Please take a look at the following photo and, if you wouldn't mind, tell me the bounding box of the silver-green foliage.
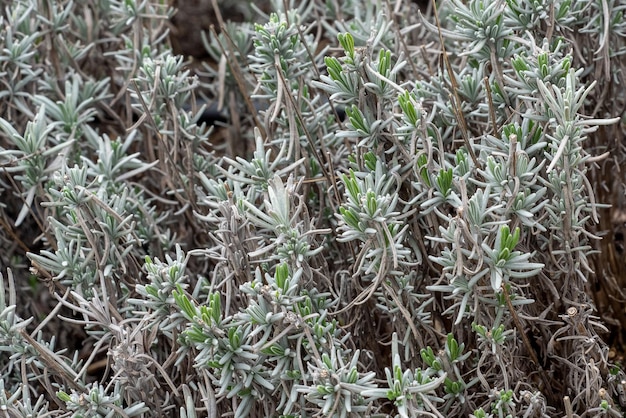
[1,0,625,417]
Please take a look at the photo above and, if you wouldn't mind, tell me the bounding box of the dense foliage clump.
[1,0,626,417]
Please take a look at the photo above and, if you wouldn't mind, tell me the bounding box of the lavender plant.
[1,0,626,417]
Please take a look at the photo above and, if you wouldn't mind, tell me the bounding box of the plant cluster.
[1,0,626,417]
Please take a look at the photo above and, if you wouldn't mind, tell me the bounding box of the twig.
[501,284,552,393]
[431,0,479,167]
